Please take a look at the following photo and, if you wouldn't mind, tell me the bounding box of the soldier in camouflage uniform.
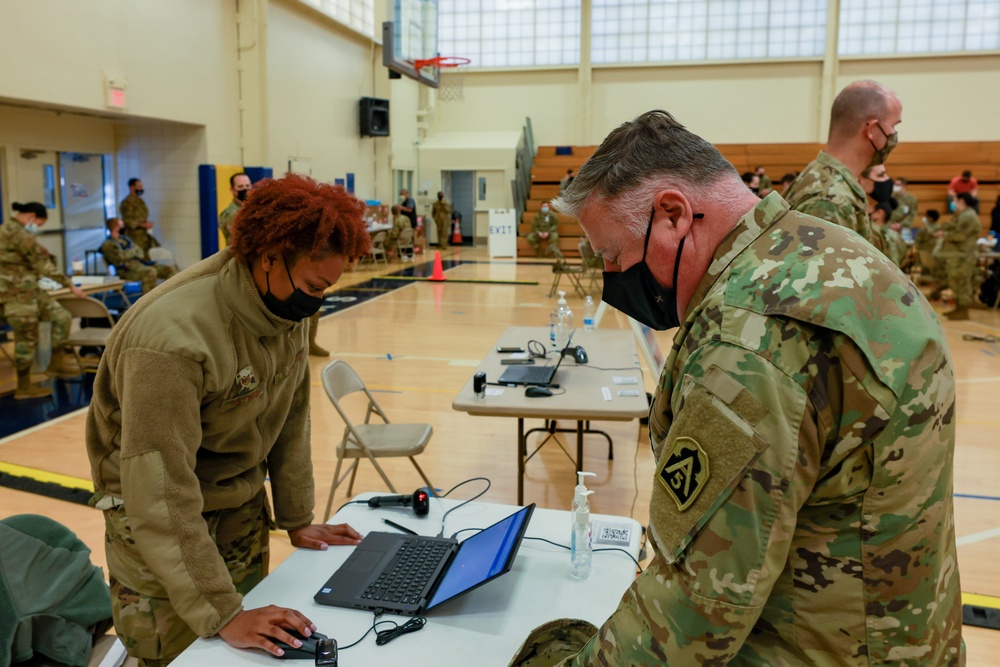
[385,204,412,255]
[101,218,177,294]
[0,202,88,399]
[936,192,982,320]
[891,176,919,228]
[527,202,564,259]
[511,110,964,666]
[120,178,161,260]
[88,175,368,665]
[784,81,902,246]
[432,192,452,251]
[916,209,942,282]
[219,173,252,245]
[870,200,907,268]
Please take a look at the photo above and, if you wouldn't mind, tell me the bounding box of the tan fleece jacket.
[86,248,315,638]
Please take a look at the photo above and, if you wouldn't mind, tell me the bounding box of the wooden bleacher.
[522,141,1000,258]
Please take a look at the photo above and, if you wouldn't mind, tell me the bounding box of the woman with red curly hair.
[87,174,371,665]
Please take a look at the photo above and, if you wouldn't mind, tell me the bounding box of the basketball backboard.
[383,0,440,88]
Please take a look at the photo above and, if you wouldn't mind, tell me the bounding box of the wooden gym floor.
[0,245,997,663]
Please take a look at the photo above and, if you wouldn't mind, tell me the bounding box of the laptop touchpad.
[348,551,382,574]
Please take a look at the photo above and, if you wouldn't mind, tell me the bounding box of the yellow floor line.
[0,461,94,491]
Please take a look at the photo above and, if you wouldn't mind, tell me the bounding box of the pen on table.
[383,518,418,535]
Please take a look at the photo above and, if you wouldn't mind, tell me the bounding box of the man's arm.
[563,343,820,665]
[18,230,72,288]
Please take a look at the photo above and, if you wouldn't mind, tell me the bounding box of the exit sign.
[105,77,127,110]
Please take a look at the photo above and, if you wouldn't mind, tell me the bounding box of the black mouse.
[573,346,588,364]
[270,629,327,660]
[525,386,553,397]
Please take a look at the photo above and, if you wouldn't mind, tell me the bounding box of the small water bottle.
[549,291,574,350]
[570,471,596,579]
[582,295,596,331]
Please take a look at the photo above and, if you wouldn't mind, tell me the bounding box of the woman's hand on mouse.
[218,605,316,657]
[289,523,363,550]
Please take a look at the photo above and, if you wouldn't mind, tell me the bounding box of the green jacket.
[783,151,872,244]
[890,190,919,227]
[219,200,241,243]
[0,217,72,302]
[531,211,559,235]
[120,193,149,231]
[87,249,314,638]
[100,235,148,273]
[941,207,981,256]
[0,514,112,667]
[563,193,963,665]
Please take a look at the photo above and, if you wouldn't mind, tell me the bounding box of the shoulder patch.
[657,436,710,511]
[234,365,259,395]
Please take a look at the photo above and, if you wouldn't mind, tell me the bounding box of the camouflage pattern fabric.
[517,193,964,665]
[386,214,412,252]
[102,490,270,666]
[0,217,73,370]
[891,190,919,227]
[783,151,873,244]
[432,199,453,250]
[120,193,160,259]
[938,207,982,307]
[884,226,908,269]
[509,619,598,667]
[916,220,942,276]
[528,211,564,259]
[218,200,241,244]
[101,236,176,294]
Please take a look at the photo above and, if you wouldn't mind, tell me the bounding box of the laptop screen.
[426,504,534,609]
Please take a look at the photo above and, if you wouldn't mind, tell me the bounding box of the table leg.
[518,417,525,505]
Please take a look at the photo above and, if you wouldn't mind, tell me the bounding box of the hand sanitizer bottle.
[570,471,596,579]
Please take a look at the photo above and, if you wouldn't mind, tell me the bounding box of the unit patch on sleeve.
[657,436,710,512]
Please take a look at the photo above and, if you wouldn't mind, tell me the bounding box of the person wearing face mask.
[755,165,773,197]
[890,176,919,228]
[916,209,942,281]
[100,217,178,294]
[511,110,963,666]
[120,178,162,260]
[784,80,902,246]
[86,174,370,665]
[859,163,894,258]
[933,192,983,320]
[219,172,253,245]
[527,201,564,260]
[0,202,88,399]
[740,171,761,196]
[431,191,453,251]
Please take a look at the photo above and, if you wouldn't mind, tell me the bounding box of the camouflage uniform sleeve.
[565,342,819,665]
[792,196,868,239]
[18,230,72,288]
[100,239,126,268]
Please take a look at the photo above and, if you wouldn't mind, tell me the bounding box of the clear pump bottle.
[571,471,596,579]
[549,291,574,350]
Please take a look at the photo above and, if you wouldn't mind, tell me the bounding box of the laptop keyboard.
[361,539,452,605]
[511,365,555,384]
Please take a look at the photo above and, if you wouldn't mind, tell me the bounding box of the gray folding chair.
[54,296,116,369]
[321,359,437,521]
[396,227,415,261]
[361,231,389,270]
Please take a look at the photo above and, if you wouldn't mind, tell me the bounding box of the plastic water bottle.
[582,295,596,331]
[549,291,574,350]
[570,471,596,579]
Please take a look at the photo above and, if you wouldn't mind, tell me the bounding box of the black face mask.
[601,209,701,331]
[236,189,249,202]
[135,189,145,197]
[871,179,894,206]
[262,260,324,322]
[750,187,760,196]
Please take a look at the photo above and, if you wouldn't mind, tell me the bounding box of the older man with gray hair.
[784,80,902,246]
[509,110,963,666]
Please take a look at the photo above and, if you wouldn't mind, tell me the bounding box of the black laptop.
[315,504,534,615]
[498,332,574,386]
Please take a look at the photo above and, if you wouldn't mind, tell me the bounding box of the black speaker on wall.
[360,97,390,137]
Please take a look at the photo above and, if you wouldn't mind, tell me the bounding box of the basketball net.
[415,57,470,103]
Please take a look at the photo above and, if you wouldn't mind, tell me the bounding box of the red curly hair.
[229,173,370,263]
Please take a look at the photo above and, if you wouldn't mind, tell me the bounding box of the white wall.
[266,0,380,194]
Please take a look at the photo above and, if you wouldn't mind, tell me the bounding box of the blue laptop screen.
[426,505,531,609]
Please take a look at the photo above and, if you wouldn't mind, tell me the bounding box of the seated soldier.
[100,217,177,294]
[385,205,412,256]
[527,201,564,259]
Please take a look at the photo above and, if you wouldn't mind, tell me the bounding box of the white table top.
[453,326,648,421]
[172,493,640,666]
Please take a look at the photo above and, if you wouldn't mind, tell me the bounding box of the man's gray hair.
[553,110,741,238]
[829,80,898,140]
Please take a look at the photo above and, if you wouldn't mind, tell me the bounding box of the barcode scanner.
[367,489,431,516]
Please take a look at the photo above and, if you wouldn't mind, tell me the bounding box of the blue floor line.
[954,493,1000,502]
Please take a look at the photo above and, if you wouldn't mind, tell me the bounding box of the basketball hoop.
[415,56,471,102]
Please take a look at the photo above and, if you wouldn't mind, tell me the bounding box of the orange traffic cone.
[451,219,463,246]
[430,251,446,281]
